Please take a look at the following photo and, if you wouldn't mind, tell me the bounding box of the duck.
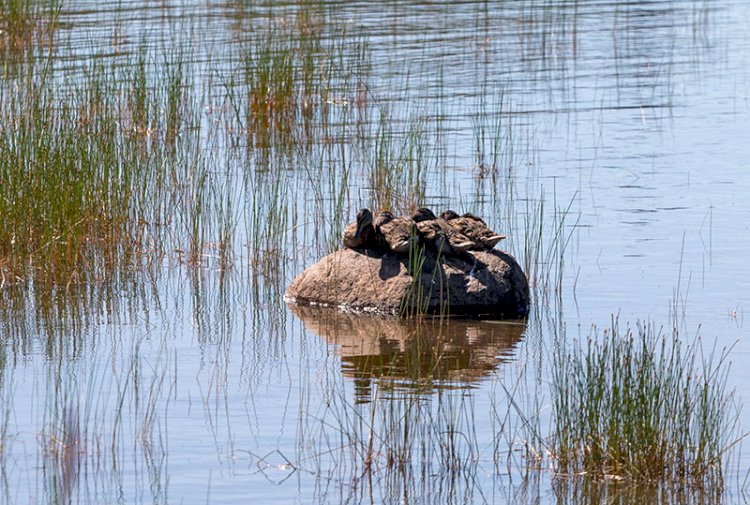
[373,210,419,254]
[411,207,473,255]
[439,210,506,250]
[342,208,376,250]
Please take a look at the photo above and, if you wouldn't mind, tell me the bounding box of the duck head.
[374,210,395,227]
[355,208,374,235]
[356,208,373,225]
[439,210,460,221]
[411,207,437,222]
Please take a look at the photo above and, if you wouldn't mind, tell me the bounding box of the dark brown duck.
[411,207,473,255]
[342,208,376,250]
[439,210,506,250]
[374,210,419,254]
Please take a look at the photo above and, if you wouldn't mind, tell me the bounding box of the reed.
[235,9,364,151]
[551,317,740,487]
[300,374,482,503]
[367,109,428,213]
[245,170,294,282]
[0,62,130,283]
[243,24,299,144]
[0,35,228,283]
[0,0,57,54]
[399,242,430,317]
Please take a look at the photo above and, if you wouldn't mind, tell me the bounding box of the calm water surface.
[1,0,750,503]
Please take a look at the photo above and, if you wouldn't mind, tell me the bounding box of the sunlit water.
[1,0,750,503]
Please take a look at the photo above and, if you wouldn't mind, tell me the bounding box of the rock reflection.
[290,304,526,403]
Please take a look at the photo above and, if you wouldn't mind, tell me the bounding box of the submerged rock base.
[285,248,529,318]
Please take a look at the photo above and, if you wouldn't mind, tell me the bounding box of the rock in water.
[285,247,529,317]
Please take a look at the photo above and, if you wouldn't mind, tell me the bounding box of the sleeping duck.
[411,207,473,255]
[439,210,506,250]
[374,210,419,254]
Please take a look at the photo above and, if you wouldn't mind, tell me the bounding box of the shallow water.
[1,0,750,503]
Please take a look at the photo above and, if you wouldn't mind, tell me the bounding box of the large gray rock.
[285,248,529,317]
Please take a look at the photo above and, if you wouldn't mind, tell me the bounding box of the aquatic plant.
[0,34,232,285]
[399,242,431,317]
[0,0,58,54]
[298,369,483,503]
[551,318,741,487]
[367,109,428,213]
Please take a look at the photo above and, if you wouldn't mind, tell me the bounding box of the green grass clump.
[0,44,211,285]
[551,318,739,487]
[237,10,355,150]
[0,0,57,55]
[367,110,427,213]
[0,73,131,283]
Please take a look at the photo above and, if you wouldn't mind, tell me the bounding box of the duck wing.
[416,220,473,255]
[342,220,376,250]
[450,216,505,250]
[378,217,418,254]
[342,221,360,249]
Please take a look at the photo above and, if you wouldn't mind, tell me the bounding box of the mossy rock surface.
[285,248,529,318]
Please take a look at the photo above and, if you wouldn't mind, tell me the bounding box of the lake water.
[1,0,750,503]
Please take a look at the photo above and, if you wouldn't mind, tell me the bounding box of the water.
[1,0,749,503]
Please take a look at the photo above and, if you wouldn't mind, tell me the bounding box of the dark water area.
[1,0,749,503]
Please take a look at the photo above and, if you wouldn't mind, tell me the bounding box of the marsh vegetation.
[0,0,748,503]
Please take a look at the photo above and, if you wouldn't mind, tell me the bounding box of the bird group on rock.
[342,207,505,255]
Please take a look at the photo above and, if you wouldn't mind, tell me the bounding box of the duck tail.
[484,234,506,248]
